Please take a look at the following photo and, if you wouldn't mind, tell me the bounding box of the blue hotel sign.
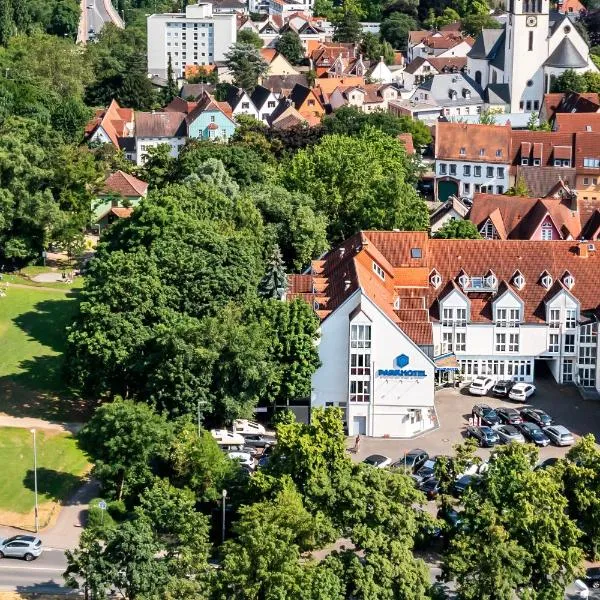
[377,354,427,378]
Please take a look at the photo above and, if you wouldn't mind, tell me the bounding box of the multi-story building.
[407,29,475,64]
[147,3,237,79]
[434,122,511,201]
[288,231,600,438]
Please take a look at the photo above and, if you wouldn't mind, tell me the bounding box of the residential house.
[407,29,474,63]
[269,102,309,128]
[93,170,148,234]
[409,73,487,120]
[287,83,325,124]
[429,196,471,232]
[134,111,188,165]
[211,0,247,12]
[288,230,600,437]
[225,86,260,119]
[180,83,217,100]
[85,100,134,148]
[388,98,443,122]
[402,56,467,89]
[557,0,586,15]
[260,48,300,76]
[540,91,600,122]
[250,84,279,122]
[398,133,415,155]
[261,74,309,94]
[435,121,511,201]
[327,83,398,113]
[366,57,394,84]
[187,91,237,140]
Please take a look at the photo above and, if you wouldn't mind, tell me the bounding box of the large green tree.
[282,127,429,242]
[380,13,418,51]
[224,42,269,91]
[433,220,482,239]
[275,30,304,65]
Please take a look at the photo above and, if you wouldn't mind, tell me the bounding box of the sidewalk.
[0,414,81,435]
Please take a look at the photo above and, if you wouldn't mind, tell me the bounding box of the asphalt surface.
[0,548,70,593]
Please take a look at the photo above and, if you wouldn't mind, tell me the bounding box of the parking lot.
[352,376,600,465]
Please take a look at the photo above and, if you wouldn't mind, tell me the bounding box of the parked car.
[453,475,479,496]
[412,459,437,485]
[469,377,494,396]
[241,445,259,457]
[0,536,42,561]
[240,434,277,449]
[492,380,514,397]
[585,567,600,589]
[496,407,523,425]
[495,424,525,444]
[233,419,266,435]
[419,477,440,500]
[391,449,429,473]
[535,457,561,471]
[508,383,536,402]
[472,404,501,426]
[520,408,552,427]
[228,451,254,470]
[466,425,500,447]
[362,454,392,468]
[544,425,575,446]
[516,422,550,447]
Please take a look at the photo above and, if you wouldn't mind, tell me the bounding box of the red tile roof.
[398,133,415,155]
[509,130,576,169]
[102,170,148,198]
[436,122,511,163]
[554,112,600,133]
[85,99,133,148]
[288,232,600,341]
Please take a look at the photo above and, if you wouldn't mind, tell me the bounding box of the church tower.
[503,0,550,112]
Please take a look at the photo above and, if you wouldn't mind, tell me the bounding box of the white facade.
[312,290,437,438]
[147,3,236,79]
[436,158,510,198]
[135,136,186,165]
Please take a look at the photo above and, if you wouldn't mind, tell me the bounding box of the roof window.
[458,273,469,288]
[459,147,466,155]
[512,270,525,290]
[479,148,485,156]
[540,271,553,289]
[430,269,442,289]
[563,271,575,289]
[372,261,385,280]
[411,248,422,259]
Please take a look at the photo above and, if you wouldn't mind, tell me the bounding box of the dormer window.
[563,271,575,289]
[496,149,502,157]
[393,296,400,309]
[486,272,497,288]
[372,262,385,280]
[459,147,466,156]
[479,148,485,156]
[430,269,442,289]
[541,271,553,289]
[458,273,469,288]
[512,270,525,290]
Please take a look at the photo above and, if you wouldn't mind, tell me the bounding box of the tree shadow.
[23,467,84,503]
[16,580,74,594]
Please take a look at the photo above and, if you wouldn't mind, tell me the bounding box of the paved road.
[78,0,123,44]
[0,549,70,593]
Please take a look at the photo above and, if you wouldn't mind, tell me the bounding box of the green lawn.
[0,427,89,518]
[0,285,88,421]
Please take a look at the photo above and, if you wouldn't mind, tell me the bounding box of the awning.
[434,352,459,372]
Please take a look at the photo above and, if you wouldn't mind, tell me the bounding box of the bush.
[87,498,116,531]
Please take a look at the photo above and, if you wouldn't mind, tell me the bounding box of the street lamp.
[30,429,39,533]
[221,489,227,543]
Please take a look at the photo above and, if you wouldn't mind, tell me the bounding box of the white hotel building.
[289,231,600,438]
[147,3,236,79]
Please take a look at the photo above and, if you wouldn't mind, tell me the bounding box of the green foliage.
[506,174,530,196]
[258,245,288,299]
[282,127,429,243]
[312,0,335,17]
[332,0,364,43]
[478,108,497,125]
[461,12,501,36]
[275,30,304,65]
[78,399,173,502]
[380,13,418,51]
[551,68,592,93]
[360,32,395,64]
[237,27,264,50]
[434,220,482,239]
[225,42,269,91]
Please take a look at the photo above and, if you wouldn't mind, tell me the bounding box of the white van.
[233,419,266,435]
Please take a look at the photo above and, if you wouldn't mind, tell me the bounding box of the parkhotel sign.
[377,354,427,378]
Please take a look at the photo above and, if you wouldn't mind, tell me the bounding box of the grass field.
[0,427,89,527]
[0,284,88,421]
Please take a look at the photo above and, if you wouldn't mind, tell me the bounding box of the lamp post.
[221,489,227,543]
[30,429,39,533]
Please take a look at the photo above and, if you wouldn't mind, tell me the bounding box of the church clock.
[526,15,538,27]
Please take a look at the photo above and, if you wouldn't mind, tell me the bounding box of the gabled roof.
[430,196,470,227]
[467,28,504,60]
[509,130,575,167]
[85,99,134,147]
[250,85,275,110]
[516,166,577,198]
[435,121,510,163]
[544,37,588,68]
[179,83,217,100]
[398,133,415,155]
[135,111,187,138]
[415,73,484,106]
[102,170,148,198]
[164,96,197,114]
[261,74,309,94]
[554,112,600,133]
[186,91,235,125]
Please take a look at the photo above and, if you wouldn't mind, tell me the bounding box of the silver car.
[0,535,42,561]
[494,424,525,444]
[544,425,575,446]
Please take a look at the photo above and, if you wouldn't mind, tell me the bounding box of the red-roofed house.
[557,0,586,15]
[407,29,474,63]
[259,48,300,76]
[288,231,600,436]
[85,100,134,148]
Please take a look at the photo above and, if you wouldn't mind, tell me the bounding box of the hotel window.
[455,332,466,352]
[549,333,560,353]
[562,359,574,382]
[486,166,494,178]
[497,167,504,178]
[541,222,553,240]
[442,332,453,352]
[584,177,590,185]
[463,165,471,176]
[349,380,370,402]
[566,308,577,328]
[564,334,575,353]
[372,261,385,280]
[474,166,482,177]
[496,149,502,157]
[495,333,506,352]
[350,324,371,349]
[350,352,371,375]
[449,164,457,176]
[549,308,560,328]
[509,333,519,352]
[463,182,471,194]
[439,163,447,175]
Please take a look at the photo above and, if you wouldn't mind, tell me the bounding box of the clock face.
[526,15,537,26]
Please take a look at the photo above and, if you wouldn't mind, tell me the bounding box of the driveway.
[353,377,599,465]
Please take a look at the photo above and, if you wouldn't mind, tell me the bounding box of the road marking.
[0,565,64,571]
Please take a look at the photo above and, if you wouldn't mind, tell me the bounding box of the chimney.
[577,242,589,258]
[344,279,351,291]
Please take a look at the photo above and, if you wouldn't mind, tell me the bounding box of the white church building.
[467,0,598,113]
